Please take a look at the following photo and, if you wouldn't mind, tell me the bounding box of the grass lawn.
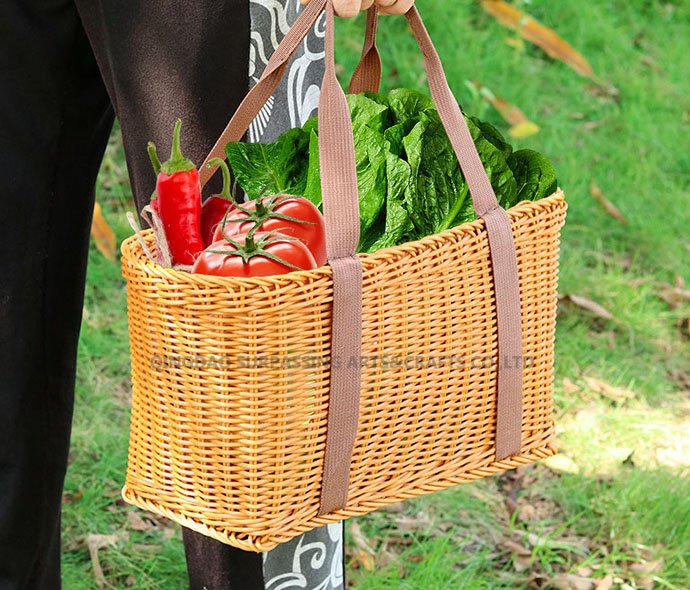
[64,0,690,588]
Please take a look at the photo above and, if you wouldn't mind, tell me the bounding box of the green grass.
[64,1,690,587]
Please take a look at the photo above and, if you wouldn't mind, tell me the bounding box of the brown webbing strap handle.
[352,6,524,459]
[316,1,363,515]
[348,6,382,94]
[405,7,523,460]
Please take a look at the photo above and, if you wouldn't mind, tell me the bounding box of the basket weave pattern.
[121,192,567,551]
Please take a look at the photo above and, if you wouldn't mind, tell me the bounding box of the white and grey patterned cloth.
[249,0,326,143]
[247,2,343,589]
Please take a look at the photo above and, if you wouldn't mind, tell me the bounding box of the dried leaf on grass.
[393,510,434,534]
[348,521,376,571]
[550,573,596,590]
[87,532,128,589]
[590,180,630,224]
[628,559,662,575]
[542,454,579,475]
[562,377,581,393]
[91,202,117,262]
[502,538,533,572]
[470,81,540,138]
[583,376,636,403]
[559,294,614,320]
[639,54,664,73]
[659,276,690,309]
[126,510,176,540]
[480,0,593,77]
[594,574,614,590]
[583,118,609,132]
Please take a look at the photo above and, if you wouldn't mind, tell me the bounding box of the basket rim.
[121,189,566,288]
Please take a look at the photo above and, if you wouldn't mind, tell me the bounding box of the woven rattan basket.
[121,190,566,551]
[121,0,568,551]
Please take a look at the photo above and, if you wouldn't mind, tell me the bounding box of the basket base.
[122,443,557,552]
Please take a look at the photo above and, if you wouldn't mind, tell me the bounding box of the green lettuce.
[224,88,558,254]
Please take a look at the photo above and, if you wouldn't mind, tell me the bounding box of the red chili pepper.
[148,120,204,266]
[201,158,237,247]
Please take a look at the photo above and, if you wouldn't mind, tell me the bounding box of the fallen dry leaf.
[590,180,630,224]
[583,376,636,403]
[480,0,593,77]
[470,81,540,138]
[509,121,541,139]
[583,118,609,132]
[542,454,579,475]
[659,276,690,309]
[629,560,662,576]
[594,574,614,590]
[394,510,434,534]
[562,377,581,393]
[350,550,376,571]
[349,521,376,571]
[502,538,532,557]
[550,573,596,590]
[87,532,128,589]
[680,317,690,341]
[586,81,621,102]
[559,293,614,320]
[91,202,117,262]
[639,54,664,73]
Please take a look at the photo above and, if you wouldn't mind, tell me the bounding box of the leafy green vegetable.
[224,127,310,199]
[466,117,518,210]
[508,149,558,203]
[387,88,437,125]
[363,152,416,252]
[224,88,558,255]
[346,94,390,133]
[403,118,467,237]
[470,116,513,161]
[303,121,388,239]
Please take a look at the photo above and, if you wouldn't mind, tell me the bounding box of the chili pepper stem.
[207,158,235,201]
[170,119,183,161]
[160,119,196,174]
[148,142,162,175]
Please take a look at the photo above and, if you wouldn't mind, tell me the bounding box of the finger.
[375,0,398,7]
[361,0,376,9]
[333,0,362,18]
[379,0,415,15]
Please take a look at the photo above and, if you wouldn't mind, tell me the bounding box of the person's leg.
[74,0,253,207]
[72,2,272,588]
[0,0,114,587]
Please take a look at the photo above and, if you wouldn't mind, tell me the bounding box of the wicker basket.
[121,0,567,552]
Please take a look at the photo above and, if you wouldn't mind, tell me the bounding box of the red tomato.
[201,196,235,247]
[213,195,327,266]
[192,232,317,278]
